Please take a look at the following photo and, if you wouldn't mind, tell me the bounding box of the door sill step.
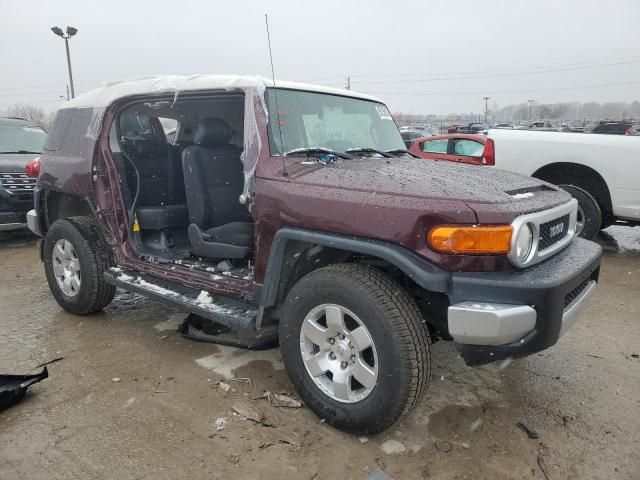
[105,267,257,330]
[179,314,278,350]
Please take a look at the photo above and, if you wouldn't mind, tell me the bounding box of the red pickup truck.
[27,76,600,434]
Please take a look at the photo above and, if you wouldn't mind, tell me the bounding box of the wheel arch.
[531,162,613,220]
[43,190,93,230]
[257,228,449,327]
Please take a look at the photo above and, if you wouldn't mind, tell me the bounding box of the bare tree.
[3,104,50,129]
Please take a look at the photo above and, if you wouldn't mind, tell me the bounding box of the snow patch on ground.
[195,346,283,378]
[381,439,406,454]
[154,313,188,331]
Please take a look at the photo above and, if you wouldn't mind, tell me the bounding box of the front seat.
[182,117,253,259]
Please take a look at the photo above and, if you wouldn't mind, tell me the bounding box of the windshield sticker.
[375,105,392,120]
[22,127,43,133]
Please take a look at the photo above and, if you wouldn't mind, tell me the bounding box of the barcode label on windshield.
[375,105,392,120]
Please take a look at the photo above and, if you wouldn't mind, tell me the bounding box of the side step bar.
[104,267,257,330]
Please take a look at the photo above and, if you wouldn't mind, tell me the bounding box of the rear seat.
[118,124,189,231]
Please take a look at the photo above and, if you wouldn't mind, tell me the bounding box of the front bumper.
[447,237,601,365]
[0,212,28,231]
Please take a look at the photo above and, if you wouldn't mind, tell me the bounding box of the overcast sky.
[2,0,639,115]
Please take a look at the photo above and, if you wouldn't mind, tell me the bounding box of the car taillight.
[482,138,495,165]
[625,127,634,136]
[25,157,41,178]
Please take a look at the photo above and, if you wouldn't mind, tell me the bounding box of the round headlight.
[515,224,534,262]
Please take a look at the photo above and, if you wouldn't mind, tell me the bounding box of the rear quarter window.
[43,109,73,151]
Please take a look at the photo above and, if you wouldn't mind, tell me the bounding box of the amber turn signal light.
[427,225,513,254]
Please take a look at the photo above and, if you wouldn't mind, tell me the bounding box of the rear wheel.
[279,263,431,434]
[43,217,116,315]
[559,184,602,240]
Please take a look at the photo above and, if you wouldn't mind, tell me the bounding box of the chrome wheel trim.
[576,204,585,236]
[52,239,81,297]
[299,303,378,403]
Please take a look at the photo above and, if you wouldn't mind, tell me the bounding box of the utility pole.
[483,96,490,123]
[51,26,78,98]
[346,76,351,90]
[528,99,535,123]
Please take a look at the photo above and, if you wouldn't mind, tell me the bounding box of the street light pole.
[51,26,78,99]
[63,37,75,98]
[528,99,535,123]
[483,96,490,123]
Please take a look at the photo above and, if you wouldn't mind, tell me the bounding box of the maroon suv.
[28,75,601,434]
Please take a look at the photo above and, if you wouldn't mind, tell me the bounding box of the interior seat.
[182,117,253,259]
[118,113,190,235]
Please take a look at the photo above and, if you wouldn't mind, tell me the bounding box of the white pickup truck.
[487,129,640,239]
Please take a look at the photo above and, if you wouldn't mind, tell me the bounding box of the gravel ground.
[0,228,639,480]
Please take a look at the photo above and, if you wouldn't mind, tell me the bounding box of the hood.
[0,153,38,173]
[288,156,571,216]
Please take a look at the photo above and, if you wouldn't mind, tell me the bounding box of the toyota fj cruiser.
[28,75,601,434]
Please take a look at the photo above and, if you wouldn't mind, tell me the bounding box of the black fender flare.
[257,228,450,324]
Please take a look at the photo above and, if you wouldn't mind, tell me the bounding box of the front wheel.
[279,264,431,434]
[43,217,116,315]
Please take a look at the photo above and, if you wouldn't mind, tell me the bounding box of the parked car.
[485,129,640,239]
[528,121,559,131]
[493,123,515,129]
[28,75,601,434]
[0,116,45,236]
[400,129,424,148]
[408,134,491,166]
[590,121,635,135]
[458,122,490,134]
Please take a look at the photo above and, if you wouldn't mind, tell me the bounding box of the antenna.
[265,14,288,177]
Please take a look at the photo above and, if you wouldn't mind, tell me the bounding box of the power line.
[362,79,640,97]
[349,56,640,80]
[351,59,640,85]
[0,84,99,93]
[296,56,640,85]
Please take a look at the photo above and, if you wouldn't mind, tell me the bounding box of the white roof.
[64,74,382,109]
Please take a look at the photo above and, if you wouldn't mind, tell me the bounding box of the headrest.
[194,118,233,147]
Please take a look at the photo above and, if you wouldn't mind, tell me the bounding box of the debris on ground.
[434,440,452,453]
[227,453,240,464]
[232,401,264,423]
[359,437,369,444]
[34,357,64,369]
[111,377,121,383]
[516,421,539,439]
[0,367,48,411]
[381,439,406,454]
[537,453,552,480]
[261,391,302,408]
[470,417,483,431]
[214,417,228,431]
[367,468,395,479]
[219,381,231,393]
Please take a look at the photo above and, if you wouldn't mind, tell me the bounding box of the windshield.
[265,88,405,155]
[0,122,47,153]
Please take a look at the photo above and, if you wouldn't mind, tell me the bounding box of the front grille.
[539,214,570,251]
[564,278,591,309]
[0,173,36,201]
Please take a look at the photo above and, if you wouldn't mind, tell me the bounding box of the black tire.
[559,184,602,240]
[43,217,116,315]
[279,263,431,434]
